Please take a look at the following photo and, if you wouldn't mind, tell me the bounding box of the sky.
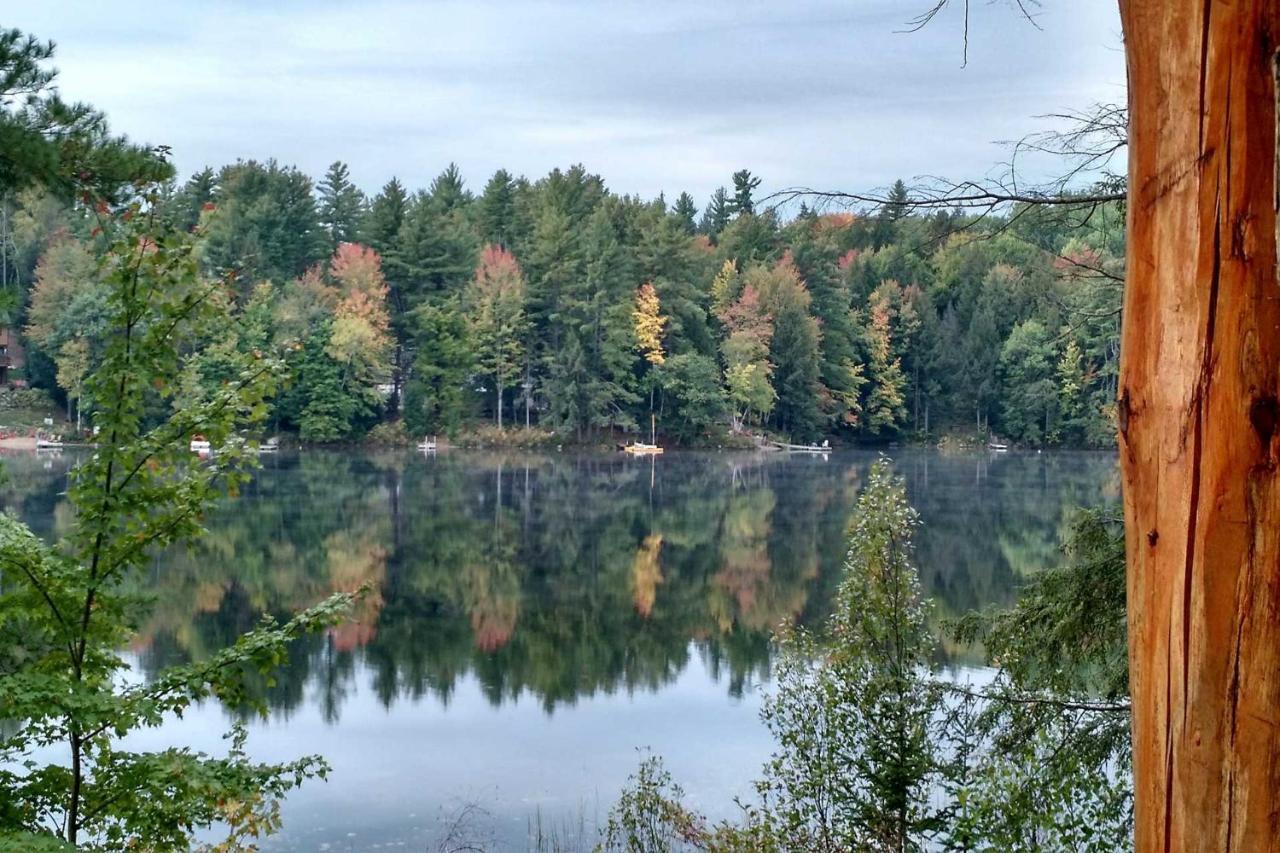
[17,0,1126,205]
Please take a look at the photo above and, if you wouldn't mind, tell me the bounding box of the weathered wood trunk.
[1119,1,1280,848]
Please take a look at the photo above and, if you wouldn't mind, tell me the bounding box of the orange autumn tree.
[326,242,393,404]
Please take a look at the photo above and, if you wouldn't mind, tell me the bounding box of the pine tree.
[360,177,409,257]
[429,162,471,212]
[700,187,732,238]
[0,28,173,201]
[317,161,364,254]
[730,169,762,217]
[478,169,517,248]
[394,191,477,307]
[404,300,472,435]
[671,191,698,235]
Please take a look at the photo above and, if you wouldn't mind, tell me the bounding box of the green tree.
[671,191,698,235]
[700,187,732,238]
[403,300,472,435]
[0,28,172,202]
[0,202,352,850]
[758,460,942,851]
[359,177,409,258]
[657,352,726,441]
[202,159,325,289]
[477,169,517,248]
[999,318,1058,444]
[730,169,762,217]
[428,162,471,213]
[317,160,364,254]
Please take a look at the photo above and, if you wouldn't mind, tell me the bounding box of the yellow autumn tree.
[633,282,666,366]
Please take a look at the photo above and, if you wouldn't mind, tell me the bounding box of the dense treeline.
[5,158,1123,446]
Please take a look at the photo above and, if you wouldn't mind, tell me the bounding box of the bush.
[364,420,413,447]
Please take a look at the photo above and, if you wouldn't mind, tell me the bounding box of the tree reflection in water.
[0,448,1117,721]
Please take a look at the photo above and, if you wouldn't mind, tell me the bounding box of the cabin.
[0,327,25,385]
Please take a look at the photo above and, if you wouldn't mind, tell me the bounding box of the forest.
[7,156,1123,447]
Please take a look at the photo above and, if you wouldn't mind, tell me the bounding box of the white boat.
[35,437,63,450]
[772,439,831,453]
[258,437,280,453]
[988,442,1009,452]
[623,415,664,455]
[623,442,664,456]
[190,435,212,454]
[417,436,438,452]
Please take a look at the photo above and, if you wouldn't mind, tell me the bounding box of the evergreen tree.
[478,168,517,248]
[404,300,473,435]
[360,177,409,257]
[873,178,911,247]
[0,28,172,201]
[730,169,762,217]
[202,159,326,289]
[317,160,364,253]
[393,190,477,307]
[700,187,732,238]
[671,191,698,235]
[167,167,217,231]
[429,162,471,213]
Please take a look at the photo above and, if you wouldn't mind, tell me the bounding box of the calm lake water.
[2,448,1118,850]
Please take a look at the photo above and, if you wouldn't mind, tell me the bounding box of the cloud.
[16,0,1125,205]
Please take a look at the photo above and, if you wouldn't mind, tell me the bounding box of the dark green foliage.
[671,191,698,235]
[730,169,762,217]
[359,177,409,258]
[657,353,727,441]
[700,187,732,238]
[478,168,517,248]
[393,190,477,307]
[0,29,172,202]
[403,300,473,435]
[277,322,381,442]
[317,160,364,253]
[201,159,326,289]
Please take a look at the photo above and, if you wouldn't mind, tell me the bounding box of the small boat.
[35,438,63,451]
[623,442,664,456]
[258,437,280,453]
[987,442,1009,452]
[417,436,438,452]
[772,439,831,453]
[623,415,664,455]
[190,434,212,454]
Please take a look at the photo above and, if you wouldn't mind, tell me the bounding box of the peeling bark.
[1119,1,1280,849]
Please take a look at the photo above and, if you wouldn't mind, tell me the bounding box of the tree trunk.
[1120,3,1280,849]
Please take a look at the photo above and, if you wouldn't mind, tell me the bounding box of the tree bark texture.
[1119,1,1280,849]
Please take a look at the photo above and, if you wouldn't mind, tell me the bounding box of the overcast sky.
[18,1,1125,205]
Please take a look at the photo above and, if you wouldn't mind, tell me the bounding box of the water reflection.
[1,449,1118,722]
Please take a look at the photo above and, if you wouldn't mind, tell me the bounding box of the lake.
[1,448,1119,850]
